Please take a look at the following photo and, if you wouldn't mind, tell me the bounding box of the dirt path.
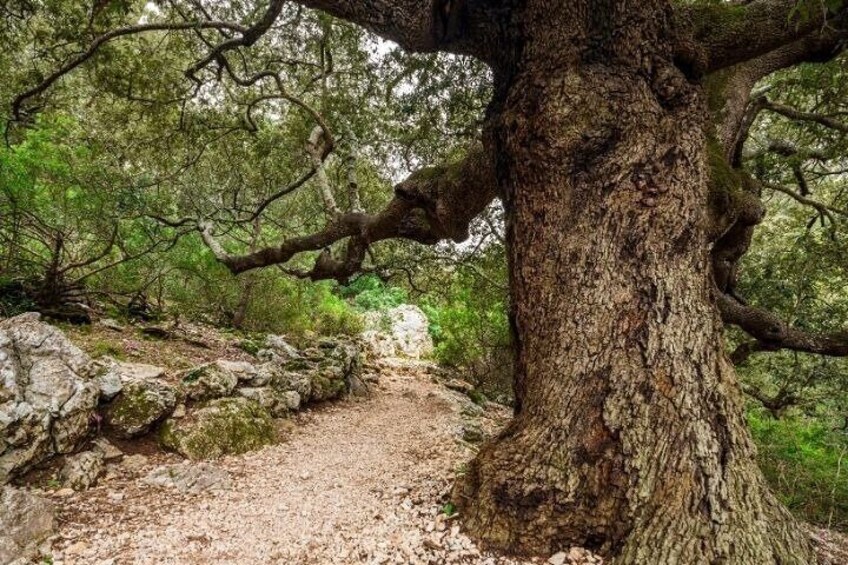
[46,360,566,565]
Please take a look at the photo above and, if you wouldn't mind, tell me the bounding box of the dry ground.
[42,359,591,565]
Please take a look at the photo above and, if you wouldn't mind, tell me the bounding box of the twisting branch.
[10,20,248,120]
[684,0,848,73]
[184,0,285,80]
[764,182,848,222]
[199,145,498,282]
[717,291,848,358]
[744,139,830,162]
[762,100,848,133]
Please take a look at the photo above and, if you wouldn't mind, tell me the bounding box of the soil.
[41,359,603,564]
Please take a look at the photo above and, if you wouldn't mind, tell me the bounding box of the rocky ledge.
[0,312,371,563]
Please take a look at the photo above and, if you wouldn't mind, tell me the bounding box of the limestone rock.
[460,422,485,444]
[280,390,301,411]
[94,370,123,402]
[0,313,99,483]
[270,370,312,400]
[179,362,238,401]
[99,359,166,383]
[548,552,567,565]
[61,450,104,490]
[237,387,298,417]
[215,360,257,383]
[260,335,300,362]
[444,378,475,395]
[143,462,231,494]
[159,397,276,460]
[361,305,434,359]
[297,339,364,402]
[244,362,280,387]
[91,438,122,461]
[121,453,149,474]
[98,318,124,332]
[105,379,176,438]
[0,486,55,564]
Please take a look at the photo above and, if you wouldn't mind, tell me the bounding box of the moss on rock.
[179,362,238,401]
[159,397,276,460]
[105,380,177,438]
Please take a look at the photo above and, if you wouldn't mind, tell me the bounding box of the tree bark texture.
[454,2,814,563]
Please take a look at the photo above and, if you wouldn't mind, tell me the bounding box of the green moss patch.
[159,397,276,460]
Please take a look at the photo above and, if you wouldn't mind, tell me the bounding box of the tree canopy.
[1,0,847,562]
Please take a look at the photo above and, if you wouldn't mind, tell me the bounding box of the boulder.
[214,360,257,383]
[61,450,104,490]
[94,370,123,402]
[98,318,125,332]
[244,362,280,387]
[142,462,231,494]
[91,438,122,461]
[179,361,238,401]
[121,453,149,474]
[98,359,166,383]
[270,370,312,400]
[237,387,299,417]
[361,305,434,359]
[159,397,276,460]
[260,335,300,362]
[0,486,55,564]
[279,390,301,411]
[0,313,99,483]
[296,339,364,402]
[105,379,176,438]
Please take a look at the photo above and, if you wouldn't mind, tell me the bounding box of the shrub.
[748,408,848,531]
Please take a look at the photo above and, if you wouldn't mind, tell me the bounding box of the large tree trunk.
[455,3,813,563]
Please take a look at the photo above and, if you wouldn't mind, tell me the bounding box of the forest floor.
[42,357,595,565]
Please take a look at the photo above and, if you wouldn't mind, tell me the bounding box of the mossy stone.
[106,380,176,438]
[159,397,276,460]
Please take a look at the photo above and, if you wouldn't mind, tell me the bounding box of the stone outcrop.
[259,334,300,362]
[159,397,276,460]
[179,361,239,401]
[105,379,177,438]
[61,450,105,490]
[0,486,55,564]
[2,315,367,474]
[0,313,99,483]
[361,305,433,360]
[237,387,300,417]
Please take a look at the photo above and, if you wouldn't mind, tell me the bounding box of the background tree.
[3,0,848,563]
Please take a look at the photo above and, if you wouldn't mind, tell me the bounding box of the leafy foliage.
[750,408,848,530]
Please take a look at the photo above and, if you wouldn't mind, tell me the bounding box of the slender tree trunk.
[455,3,813,563]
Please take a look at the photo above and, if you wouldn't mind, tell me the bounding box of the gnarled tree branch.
[10,20,248,120]
[288,0,510,63]
[717,291,848,358]
[200,145,497,282]
[684,0,848,73]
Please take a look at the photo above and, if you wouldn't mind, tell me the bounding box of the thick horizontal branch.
[289,0,507,62]
[202,146,497,281]
[185,0,285,80]
[289,0,439,52]
[717,291,848,358]
[684,0,848,73]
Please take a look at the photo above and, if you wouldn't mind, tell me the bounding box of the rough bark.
[453,2,815,563]
[17,0,839,561]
